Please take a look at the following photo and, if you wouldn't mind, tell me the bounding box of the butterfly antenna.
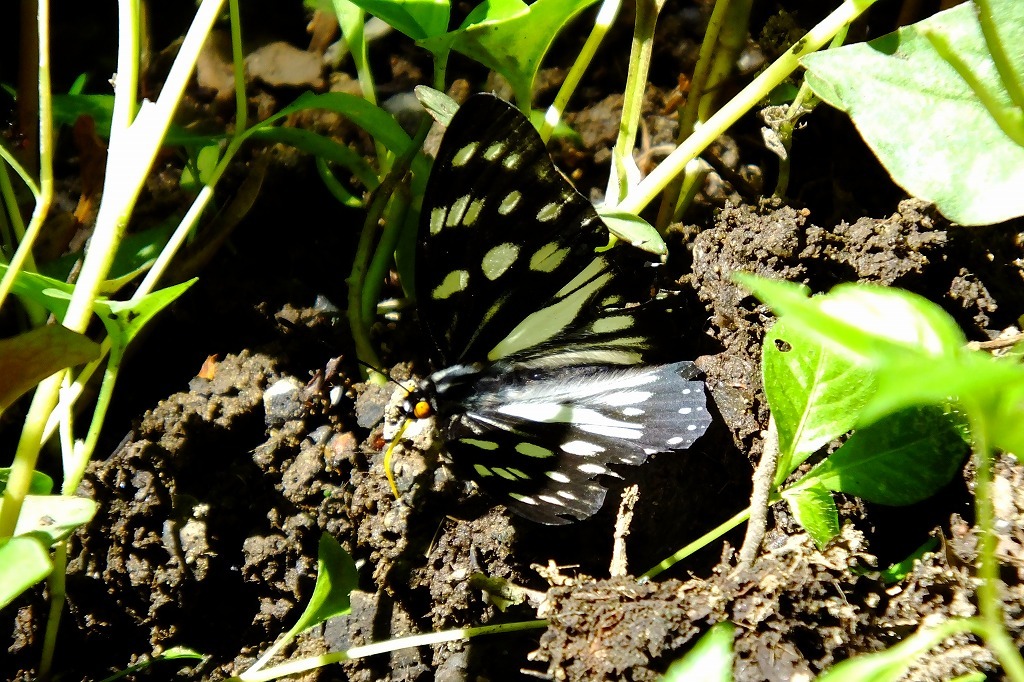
[356,359,414,396]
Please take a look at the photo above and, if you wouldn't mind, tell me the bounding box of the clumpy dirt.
[4,3,1024,681]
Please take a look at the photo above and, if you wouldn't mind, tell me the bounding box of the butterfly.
[400,93,712,525]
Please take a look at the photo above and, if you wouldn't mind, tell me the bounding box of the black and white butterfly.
[401,93,711,525]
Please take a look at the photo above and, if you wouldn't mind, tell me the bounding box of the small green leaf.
[802,0,1024,225]
[287,534,358,636]
[781,483,840,548]
[796,407,968,506]
[421,0,601,102]
[879,538,939,584]
[415,86,459,126]
[0,536,52,610]
[763,319,875,478]
[662,622,734,682]
[598,211,667,256]
[0,326,101,411]
[180,143,222,190]
[96,280,197,352]
[339,0,449,40]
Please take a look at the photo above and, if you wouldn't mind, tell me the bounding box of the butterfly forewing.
[417,94,653,367]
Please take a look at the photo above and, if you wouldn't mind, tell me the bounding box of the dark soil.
[4,3,1024,681]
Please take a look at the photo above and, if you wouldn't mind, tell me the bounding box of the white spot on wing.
[483,142,506,160]
[463,198,485,226]
[546,470,571,483]
[537,202,562,222]
[667,436,685,446]
[509,493,538,505]
[432,270,469,299]
[561,440,605,456]
[516,442,554,458]
[452,142,478,166]
[602,391,653,406]
[498,190,522,215]
[481,242,520,281]
[446,195,471,227]
[429,207,446,235]
[578,463,608,475]
[538,494,565,506]
[502,152,522,170]
[623,407,644,416]
[529,242,571,272]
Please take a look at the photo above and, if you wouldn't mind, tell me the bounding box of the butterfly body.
[407,94,711,524]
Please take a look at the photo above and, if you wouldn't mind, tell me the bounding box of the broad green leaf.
[0,469,54,495]
[864,350,1024,428]
[2,494,98,544]
[598,211,667,256]
[286,534,358,637]
[338,0,449,40]
[763,319,875,478]
[781,483,840,548]
[0,326,101,411]
[662,622,734,682]
[180,143,222,190]
[421,0,601,102]
[0,536,52,610]
[795,407,967,506]
[802,0,1024,225]
[817,623,969,682]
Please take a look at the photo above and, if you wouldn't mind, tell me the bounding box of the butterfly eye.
[413,400,433,419]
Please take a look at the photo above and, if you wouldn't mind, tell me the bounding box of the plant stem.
[969,401,1024,681]
[539,0,621,143]
[233,620,548,682]
[618,0,880,216]
[608,0,664,206]
[639,506,750,581]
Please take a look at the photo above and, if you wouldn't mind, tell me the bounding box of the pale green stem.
[539,0,621,143]
[233,620,548,682]
[639,506,750,581]
[608,0,663,206]
[0,0,56,538]
[0,0,225,538]
[618,0,879,216]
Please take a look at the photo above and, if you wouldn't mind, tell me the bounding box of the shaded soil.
[4,3,1024,681]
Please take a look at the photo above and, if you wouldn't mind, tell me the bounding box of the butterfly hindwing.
[437,362,711,524]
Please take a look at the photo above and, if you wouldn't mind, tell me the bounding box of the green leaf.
[0,469,54,495]
[286,534,358,636]
[0,326,101,411]
[817,622,969,682]
[95,280,197,355]
[598,210,667,256]
[420,0,601,102]
[801,0,1024,225]
[662,622,734,682]
[878,538,939,584]
[763,319,875,478]
[0,536,52,610]
[781,483,840,548]
[795,407,968,506]
[1,494,98,544]
[339,0,449,40]
[415,86,460,126]
[736,275,967,363]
